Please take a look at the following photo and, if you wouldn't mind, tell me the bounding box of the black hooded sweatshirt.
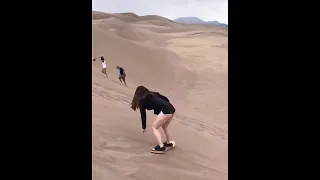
[139,92,175,129]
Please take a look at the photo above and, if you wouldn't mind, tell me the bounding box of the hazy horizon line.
[92,10,228,24]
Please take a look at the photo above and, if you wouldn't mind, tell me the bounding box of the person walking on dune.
[131,86,176,153]
[117,66,126,86]
[93,56,108,78]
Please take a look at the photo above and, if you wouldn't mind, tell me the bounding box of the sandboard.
[150,141,176,154]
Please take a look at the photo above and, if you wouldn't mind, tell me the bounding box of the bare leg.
[118,76,123,83]
[162,115,173,142]
[102,68,108,78]
[119,75,126,86]
[152,127,163,147]
[152,114,171,147]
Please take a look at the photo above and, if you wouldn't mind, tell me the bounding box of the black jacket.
[139,92,175,129]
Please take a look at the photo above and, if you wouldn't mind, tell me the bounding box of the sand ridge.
[92,11,228,180]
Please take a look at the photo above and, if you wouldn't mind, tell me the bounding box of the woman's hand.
[142,129,146,134]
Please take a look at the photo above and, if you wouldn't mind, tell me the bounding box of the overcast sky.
[92,0,228,24]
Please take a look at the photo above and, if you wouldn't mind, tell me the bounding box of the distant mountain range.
[174,17,228,29]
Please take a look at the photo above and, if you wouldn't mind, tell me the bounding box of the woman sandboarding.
[131,86,176,153]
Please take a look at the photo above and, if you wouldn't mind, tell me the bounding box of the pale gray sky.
[92,0,228,24]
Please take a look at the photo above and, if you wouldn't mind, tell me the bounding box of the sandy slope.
[92,11,228,180]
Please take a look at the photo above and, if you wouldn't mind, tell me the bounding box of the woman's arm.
[140,108,147,129]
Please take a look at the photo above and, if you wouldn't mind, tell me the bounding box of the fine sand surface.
[92,11,228,180]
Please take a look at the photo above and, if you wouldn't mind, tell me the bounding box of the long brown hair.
[131,86,150,110]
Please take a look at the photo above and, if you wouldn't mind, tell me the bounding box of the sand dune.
[92,11,228,180]
[140,15,174,22]
[92,11,113,20]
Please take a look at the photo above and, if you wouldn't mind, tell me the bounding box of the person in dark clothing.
[131,86,176,153]
[116,66,126,86]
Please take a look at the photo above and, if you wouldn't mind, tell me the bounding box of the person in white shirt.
[94,56,108,78]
